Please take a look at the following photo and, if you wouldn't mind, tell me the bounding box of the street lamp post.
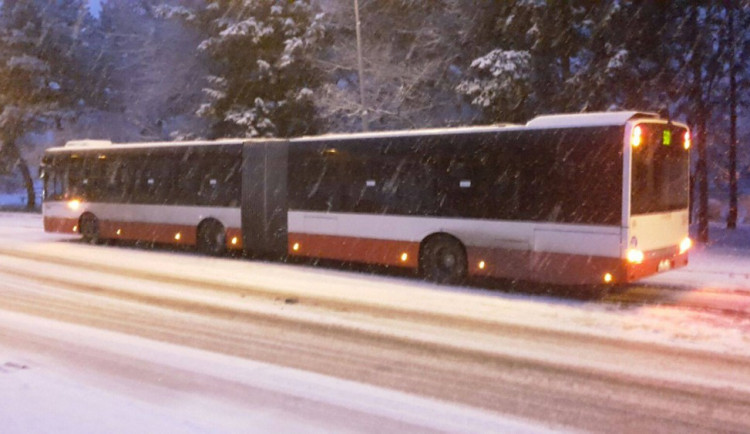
[353,0,368,131]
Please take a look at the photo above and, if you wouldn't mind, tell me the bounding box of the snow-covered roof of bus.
[525,111,659,128]
[291,125,520,143]
[48,138,250,152]
[49,111,663,152]
[292,111,660,142]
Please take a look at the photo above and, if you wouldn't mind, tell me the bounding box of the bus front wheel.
[79,213,100,244]
[419,235,467,285]
[197,220,226,256]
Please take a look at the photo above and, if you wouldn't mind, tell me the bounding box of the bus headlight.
[679,237,692,255]
[67,199,81,210]
[627,249,644,264]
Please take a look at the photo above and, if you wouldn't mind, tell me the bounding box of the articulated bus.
[41,111,691,285]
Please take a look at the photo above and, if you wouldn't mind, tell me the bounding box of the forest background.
[1,0,748,242]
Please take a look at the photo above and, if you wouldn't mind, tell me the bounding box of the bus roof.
[525,111,659,128]
[47,111,668,153]
[291,125,517,143]
[290,111,659,143]
[48,138,248,153]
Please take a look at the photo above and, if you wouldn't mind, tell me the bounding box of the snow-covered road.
[2,212,750,432]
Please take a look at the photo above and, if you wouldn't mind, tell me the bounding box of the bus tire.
[197,219,226,256]
[79,213,100,244]
[419,235,467,285]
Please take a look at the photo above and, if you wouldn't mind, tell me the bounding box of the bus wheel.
[420,235,467,284]
[79,213,100,244]
[197,220,226,256]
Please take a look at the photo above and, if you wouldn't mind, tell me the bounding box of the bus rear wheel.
[79,213,100,244]
[420,235,467,284]
[197,220,226,256]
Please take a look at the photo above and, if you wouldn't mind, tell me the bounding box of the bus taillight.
[684,131,691,150]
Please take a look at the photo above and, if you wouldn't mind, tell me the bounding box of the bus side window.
[294,149,344,212]
[104,157,119,201]
[132,156,159,203]
[153,155,176,204]
[67,157,86,198]
[436,155,472,217]
[195,153,239,207]
[119,158,137,203]
[48,162,66,200]
[177,150,200,205]
[344,158,377,214]
[84,155,102,202]
[198,153,221,206]
[384,158,435,216]
[102,155,133,203]
[490,165,521,220]
[208,156,241,207]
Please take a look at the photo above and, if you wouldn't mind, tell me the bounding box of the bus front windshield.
[630,124,689,215]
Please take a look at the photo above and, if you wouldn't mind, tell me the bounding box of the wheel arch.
[418,232,468,272]
[77,211,96,226]
[78,211,100,243]
[197,216,226,235]
[196,216,228,255]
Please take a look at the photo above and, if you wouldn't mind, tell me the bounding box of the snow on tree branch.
[457,49,532,110]
[165,0,325,138]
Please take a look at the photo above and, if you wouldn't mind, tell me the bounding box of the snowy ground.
[642,222,750,290]
[2,310,549,434]
[1,212,750,432]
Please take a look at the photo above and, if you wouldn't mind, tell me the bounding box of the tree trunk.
[3,140,37,211]
[726,1,738,229]
[688,4,710,243]
[696,111,709,243]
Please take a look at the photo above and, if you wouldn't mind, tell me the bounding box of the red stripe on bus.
[45,216,242,250]
[467,246,687,284]
[44,217,79,234]
[288,233,420,268]
[99,220,197,245]
[625,251,688,282]
[467,246,626,284]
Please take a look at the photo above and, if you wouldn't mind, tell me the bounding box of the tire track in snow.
[3,248,750,431]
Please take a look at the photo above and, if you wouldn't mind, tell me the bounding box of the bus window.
[67,157,85,198]
[47,164,67,201]
[197,153,241,207]
[102,155,135,203]
[631,125,689,215]
[132,156,162,203]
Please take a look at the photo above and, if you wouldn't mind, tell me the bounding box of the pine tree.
[98,0,207,140]
[456,1,596,123]
[0,0,94,210]
[159,0,325,138]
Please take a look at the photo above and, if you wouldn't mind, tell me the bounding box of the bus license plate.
[658,259,672,272]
